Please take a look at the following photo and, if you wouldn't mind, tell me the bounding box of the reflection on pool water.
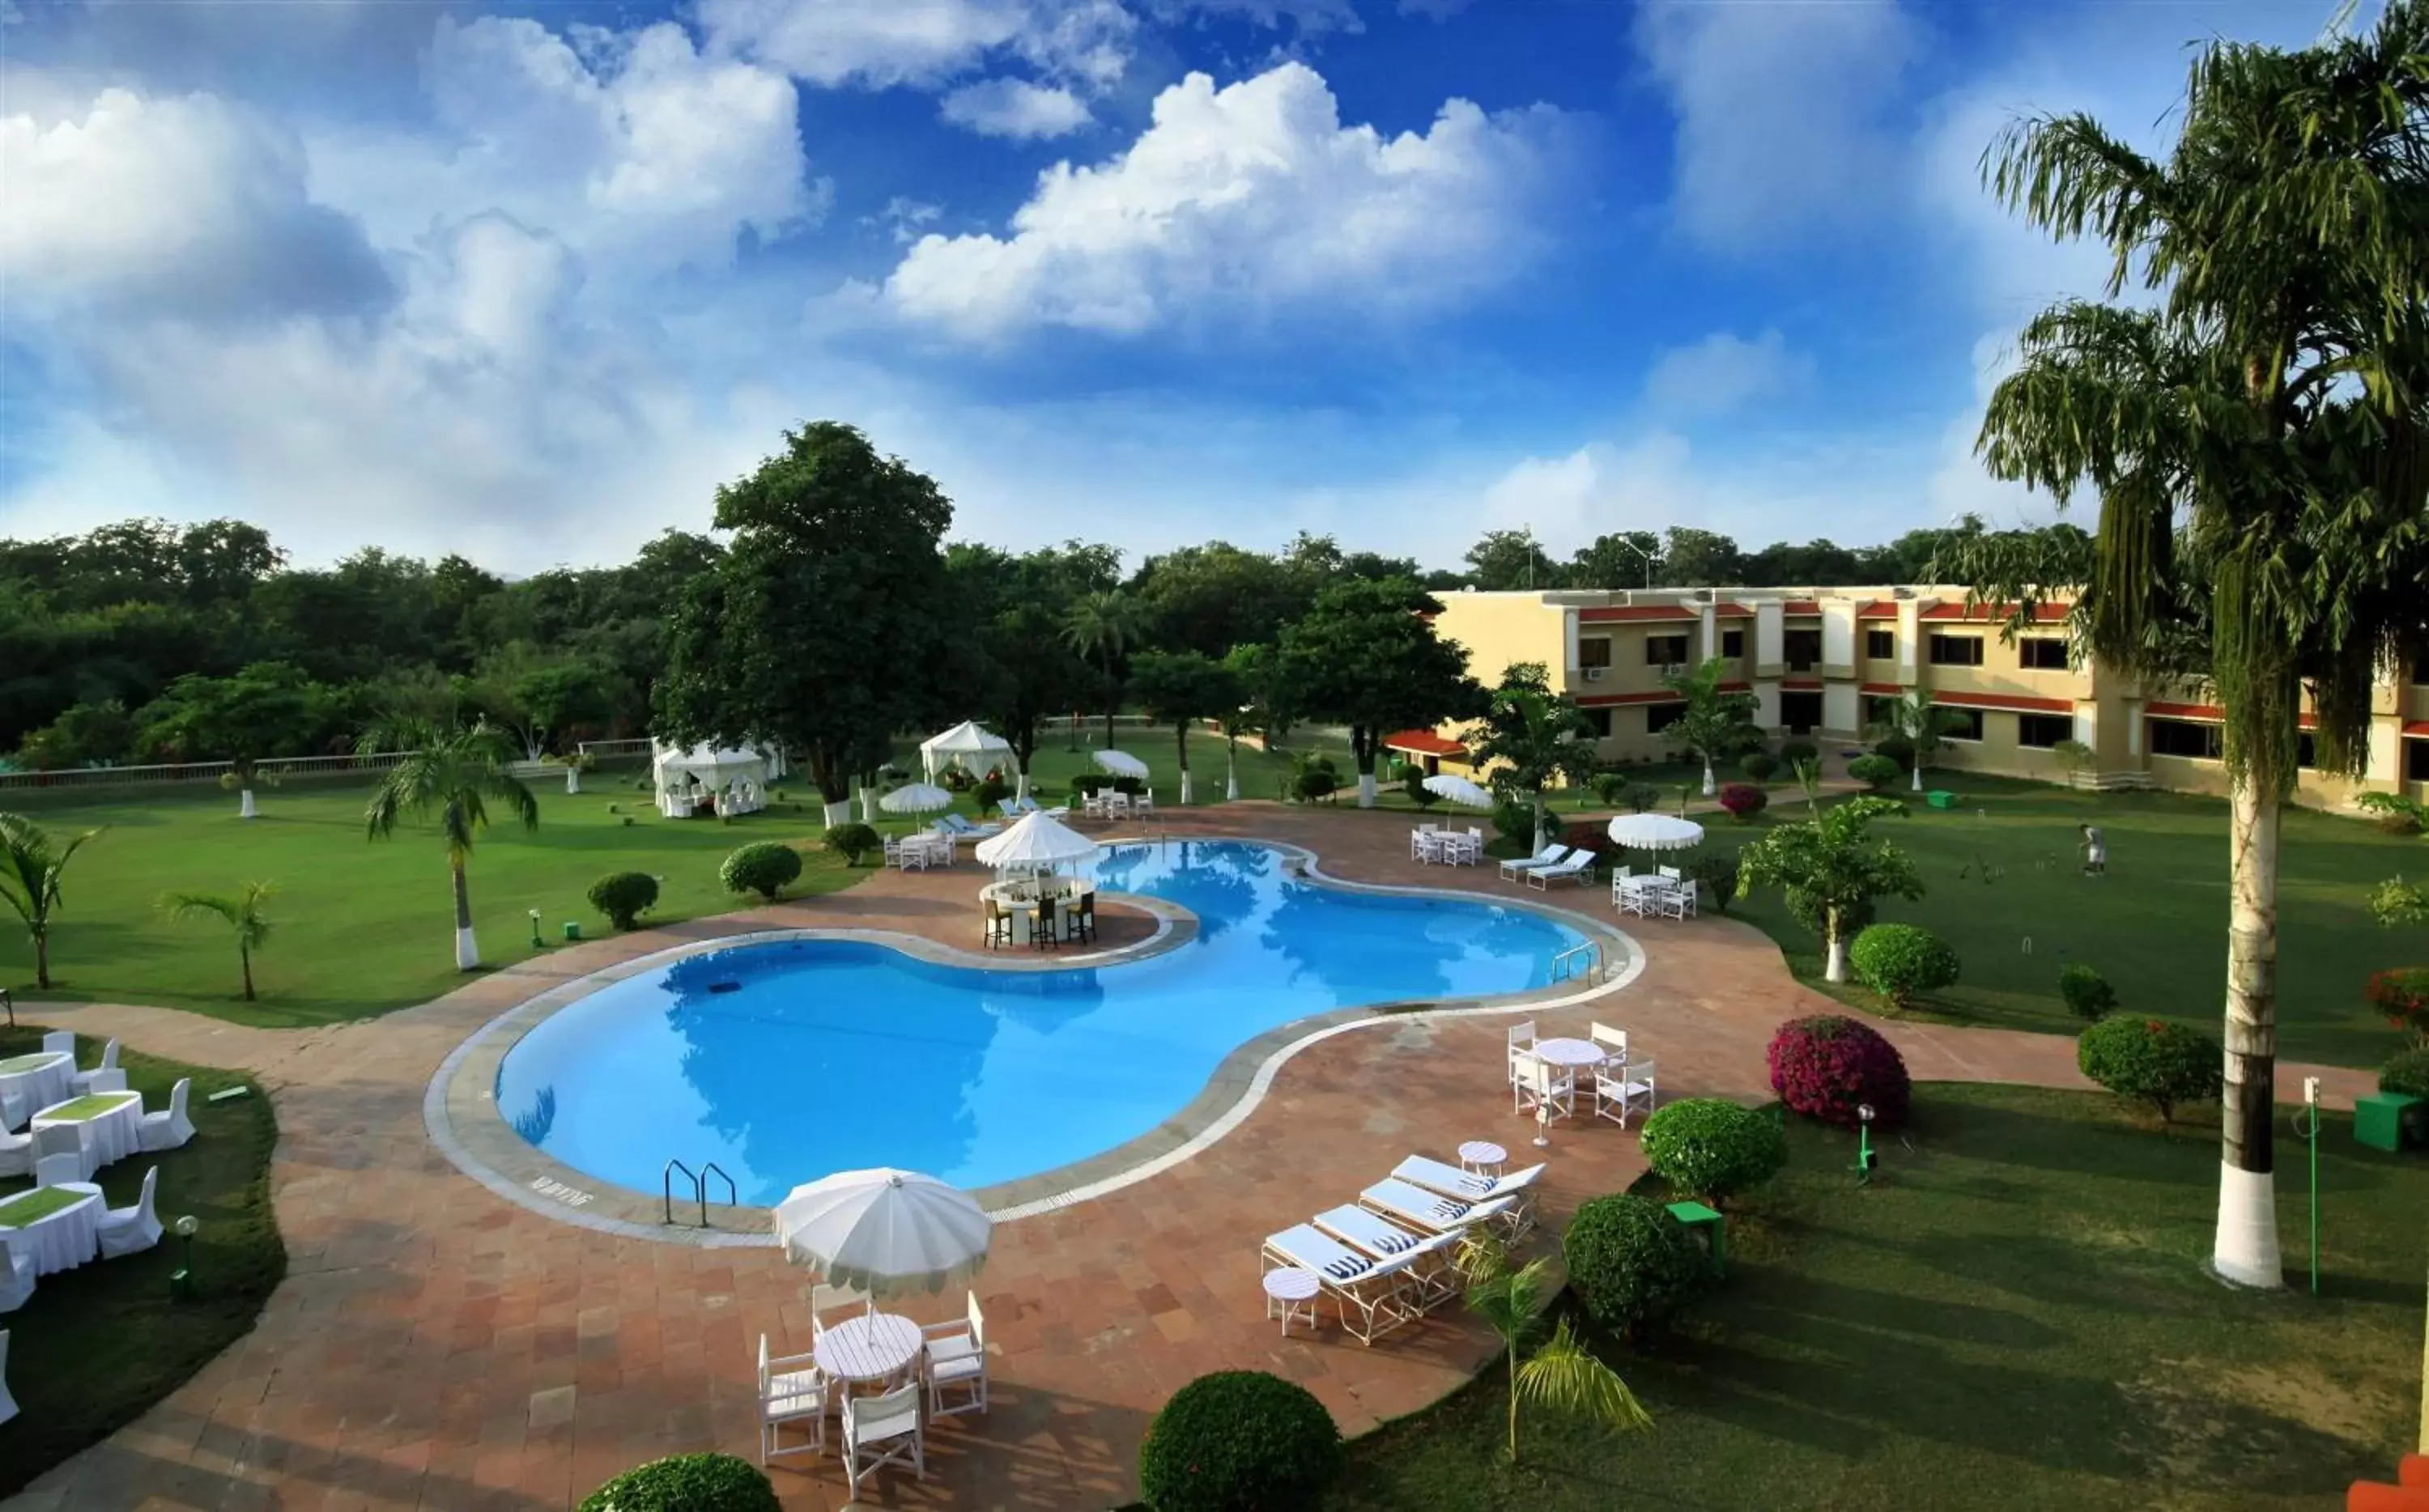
[494,840,1589,1204]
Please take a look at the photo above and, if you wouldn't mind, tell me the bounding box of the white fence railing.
[576,737,655,759]
[0,750,414,793]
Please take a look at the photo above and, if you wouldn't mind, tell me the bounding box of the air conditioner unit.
[1580,667,1607,682]
[1659,663,1687,678]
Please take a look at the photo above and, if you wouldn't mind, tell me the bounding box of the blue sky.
[0,0,2359,572]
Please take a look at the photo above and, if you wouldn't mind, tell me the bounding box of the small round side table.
[1262,1267,1321,1337]
[1458,1140,1508,1178]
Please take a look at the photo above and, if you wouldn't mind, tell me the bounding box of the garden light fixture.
[172,1214,199,1299]
[528,908,543,949]
[1855,1103,1878,1186]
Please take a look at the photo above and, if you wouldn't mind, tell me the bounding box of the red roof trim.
[1855,601,1899,619]
[1383,730,1465,756]
[1859,682,1904,696]
[1780,678,1823,690]
[2149,700,2320,730]
[1918,602,2071,623]
[1931,690,2075,715]
[2404,720,2429,737]
[1576,682,1746,708]
[1714,602,1755,618]
[1577,605,1697,622]
[1782,600,1822,615]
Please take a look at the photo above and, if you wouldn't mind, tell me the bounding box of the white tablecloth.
[32,1091,144,1178]
[0,1183,102,1276]
[814,1313,922,1385]
[1530,1038,1607,1069]
[0,1052,74,1130]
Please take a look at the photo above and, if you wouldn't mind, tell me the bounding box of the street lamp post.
[1610,536,1660,589]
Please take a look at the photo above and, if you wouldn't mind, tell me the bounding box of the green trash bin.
[2355,1092,2423,1153]
[1926,790,1958,809]
[1666,1200,1727,1276]
[562,921,583,942]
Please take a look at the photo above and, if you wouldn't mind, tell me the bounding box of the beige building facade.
[1397,587,2429,808]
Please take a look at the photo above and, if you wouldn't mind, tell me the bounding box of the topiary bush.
[824,821,880,865]
[1872,733,1916,773]
[1292,767,1338,804]
[1847,753,1904,791]
[578,1453,778,1512]
[1563,1191,1708,1341]
[2077,1015,2223,1123]
[1848,923,1959,1010]
[1640,1098,1788,1206]
[586,871,658,932]
[1623,782,1662,814]
[2380,1044,2429,1098]
[721,841,803,902]
[1685,854,1738,913]
[1716,783,1768,822]
[1405,768,1439,809]
[1779,737,1819,767]
[1739,751,1779,782]
[974,774,1011,813]
[2059,963,2118,1021]
[1767,1014,1911,1128]
[1491,796,1536,844]
[1138,1370,1342,1512]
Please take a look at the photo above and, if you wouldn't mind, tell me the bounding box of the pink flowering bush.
[1768,1013,1912,1129]
[1716,783,1768,822]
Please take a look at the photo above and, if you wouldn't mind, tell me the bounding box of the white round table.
[32,1091,144,1179]
[0,1051,74,1130]
[1530,1038,1606,1069]
[813,1313,922,1387]
[1261,1267,1320,1336]
[0,1182,101,1276]
[1457,1140,1508,1177]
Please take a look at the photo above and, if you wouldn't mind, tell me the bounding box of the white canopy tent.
[652,741,782,818]
[974,809,1098,875]
[922,721,1016,780]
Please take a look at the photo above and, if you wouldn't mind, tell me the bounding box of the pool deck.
[5,804,2377,1512]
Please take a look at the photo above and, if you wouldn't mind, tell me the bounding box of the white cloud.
[1634,0,1917,253]
[699,0,1136,91]
[942,77,1095,138]
[865,196,946,244]
[1644,329,1810,417]
[1154,0,1363,31]
[878,62,1571,339]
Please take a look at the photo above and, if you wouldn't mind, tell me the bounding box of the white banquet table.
[31,1090,144,1179]
[0,1051,74,1130]
[0,1182,102,1276]
[813,1313,923,1389]
[979,879,1093,945]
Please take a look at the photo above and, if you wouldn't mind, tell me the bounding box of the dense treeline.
[1458,520,2046,592]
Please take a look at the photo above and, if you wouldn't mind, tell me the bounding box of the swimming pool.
[493,840,1589,1204]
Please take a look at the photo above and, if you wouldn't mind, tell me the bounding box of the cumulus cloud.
[1644,329,1810,417]
[1635,0,1917,253]
[878,62,1571,339]
[942,77,1095,138]
[700,0,1136,92]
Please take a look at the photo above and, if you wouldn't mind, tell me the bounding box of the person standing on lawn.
[2080,823,2106,877]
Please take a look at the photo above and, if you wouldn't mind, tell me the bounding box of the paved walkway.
[3,805,2374,1511]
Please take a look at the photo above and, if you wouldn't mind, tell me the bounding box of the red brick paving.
[3,804,2375,1511]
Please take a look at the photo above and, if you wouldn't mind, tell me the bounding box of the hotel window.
[1577,636,1612,669]
[1863,695,1901,728]
[2149,717,2224,759]
[1583,707,1613,738]
[1645,701,1688,734]
[1941,707,1985,741]
[1784,628,1823,670]
[2414,658,2429,687]
[2410,739,2429,780]
[2019,638,2070,670]
[2016,713,2072,749]
[1929,633,1985,667]
[1721,628,1745,657]
[1779,691,1823,732]
[1865,628,1895,660]
[1646,633,1690,665]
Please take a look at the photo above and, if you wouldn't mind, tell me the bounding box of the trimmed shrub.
[1685,854,1738,913]
[974,774,1011,813]
[1405,768,1439,809]
[2058,963,2119,1022]
[1739,751,1779,782]
[586,872,658,932]
[1779,737,1819,766]
[1589,771,1627,806]
[1292,767,1338,803]
[1563,1191,1708,1341]
[1847,754,1904,791]
[2363,966,2429,1041]
[1491,796,1536,844]
[1716,783,1768,822]
[2380,1044,2429,1098]
[1848,923,1959,1010]
[1623,782,1662,814]
[1768,1014,1911,1128]
[2077,1016,2223,1123]
[1640,1098,1787,1205]
[1873,733,1916,773]
[824,822,880,865]
[1138,1370,1342,1512]
[579,1453,779,1512]
[721,842,803,902]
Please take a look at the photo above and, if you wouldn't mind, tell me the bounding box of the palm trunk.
[1507,1351,1521,1461]
[1102,657,1116,750]
[2212,774,2283,1288]
[1176,723,1192,805]
[1701,757,1716,796]
[451,855,481,970]
[1823,907,1850,983]
[1911,762,1924,793]
[240,943,256,1001]
[1225,740,1239,801]
[33,928,50,991]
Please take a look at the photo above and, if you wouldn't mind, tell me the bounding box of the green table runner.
[0,1052,62,1075]
[37,1092,135,1123]
[0,1186,89,1229]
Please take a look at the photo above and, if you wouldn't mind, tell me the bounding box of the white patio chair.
[0,1125,31,1179]
[1526,850,1596,890]
[41,1032,73,1060]
[98,1165,164,1259]
[1589,1022,1629,1065]
[755,1333,827,1463]
[921,1291,988,1421]
[1497,842,1568,881]
[1505,1021,1537,1089]
[85,1068,127,1095]
[70,1039,120,1096]
[1658,864,1682,881]
[140,1079,196,1153]
[841,1382,924,1491]
[1598,1055,1657,1128]
[0,1235,34,1314]
[0,1329,15,1426]
[1458,826,1487,864]
[1513,1057,1573,1121]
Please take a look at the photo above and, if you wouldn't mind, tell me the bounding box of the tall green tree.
[1949,2,2429,1288]
[1127,650,1242,805]
[0,812,102,990]
[656,422,955,825]
[1277,578,1485,806]
[1735,796,1923,983]
[160,881,275,1001]
[1568,531,1665,589]
[1217,643,1272,800]
[1061,588,1147,752]
[1661,656,1761,796]
[1863,690,1976,794]
[136,660,329,817]
[361,718,538,970]
[1463,529,1563,591]
[1466,662,1599,847]
[947,542,1110,792]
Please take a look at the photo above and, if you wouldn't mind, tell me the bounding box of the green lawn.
[0,1025,284,1499]
[1326,1083,2427,1512]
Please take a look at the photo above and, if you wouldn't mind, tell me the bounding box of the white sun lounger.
[1261,1223,1415,1345]
[1497,843,1570,881]
[1392,1156,1542,1238]
[1525,850,1597,890]
[1313,1205,1465,1313]
[1359,1179,1521,1240]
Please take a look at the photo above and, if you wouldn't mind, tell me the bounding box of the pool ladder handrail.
[662,1159,738,1229]
[1551,941,1602,986]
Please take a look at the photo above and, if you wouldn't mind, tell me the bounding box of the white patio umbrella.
[1423,774,1495,809]
[1606,813,1706,851]
[1092,750,1150,779]
[879,782,953,815]
[974,809,1099,873]
[772,1168,992,1307]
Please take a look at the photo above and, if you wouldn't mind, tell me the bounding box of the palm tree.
[0,812,103,990]
[1467,663,1599,850]
[160,881,274,1001]
[362,719,538,970]
[1864,691,1972,793]
[1661,656,1760,796]
[1735,796,1923,983]
[1060,589,1146,751]
[1457,1232,1651,1463]
[1951,2,2429,1289]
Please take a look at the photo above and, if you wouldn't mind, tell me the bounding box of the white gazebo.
[922,721,1017,785]
[652,741,780,819]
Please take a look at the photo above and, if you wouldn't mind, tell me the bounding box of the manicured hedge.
[720,841,802,902]
[824,822,880,864]
[2379,1044,2429,1098]
[1563,1191,1708,1340]
[1640,1098,1787,1205]
[1768,1013,1911,1128]
[578,1453,779,1512]
[1848,923,1960,1009]
[2059,963,2118,1021]
[2077,1016,2223,1123]
[586,871,658,931]
[1138,1370,1342,1512]
[1847,754,1904,791]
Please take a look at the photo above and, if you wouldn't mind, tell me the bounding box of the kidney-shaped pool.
[493,839,1589,1204]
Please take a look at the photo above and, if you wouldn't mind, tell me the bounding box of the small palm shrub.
[1739,751,1779,782]
[578,1453,777,1512]
[2058,963,2118,1021]
[1563,1191,1708,1341]
[720,842,803,902]
[1293,767,1338,803]
[2380,1044,2429,1098]
[1716,783,1768,822]
[1138,1370,1342,1512]
[2077,1016,2223,1123]
[1768,1013,1910,1128]
[824,822,880,865]
[586,872,657,932]
[1847,754,1904,791]
[1848,923,1959,1010]
[1640,1098,1787,1206]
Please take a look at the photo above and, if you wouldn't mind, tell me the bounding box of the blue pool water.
[494,840,1586,1204]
